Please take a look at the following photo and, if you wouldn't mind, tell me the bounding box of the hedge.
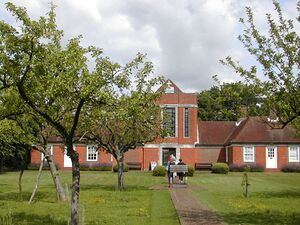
[229,163,264,172]
[282,164,300,173]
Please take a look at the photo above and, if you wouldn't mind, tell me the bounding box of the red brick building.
[30,80,300,171]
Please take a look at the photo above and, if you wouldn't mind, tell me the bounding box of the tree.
[198,81,264,121]
[84,54,164,190]
[0,118,32,200]
[0,3,112,224]
[0,83,67,201]
[221,0,300,128]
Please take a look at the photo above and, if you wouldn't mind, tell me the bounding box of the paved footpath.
[169,183,226,225]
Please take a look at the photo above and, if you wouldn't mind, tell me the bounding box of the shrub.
[229,164,243,172]
[113,163,129,172]
[187,166,195,177]
[229,163,264,172]
[97,163,113,171]
[152,165,166,176]
[211,163,229,174]
[80,163,112,171]
[282,164,300,173]
[249,164,264,172]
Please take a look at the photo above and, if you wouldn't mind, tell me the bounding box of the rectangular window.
[289,146,299,162]
[184,108,190,137]
[163,107,176,137]
[87,145,98,161]
[243,146,255,162]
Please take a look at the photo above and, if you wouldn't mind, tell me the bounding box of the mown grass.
[189,172,300,225]
[0,171,179,225]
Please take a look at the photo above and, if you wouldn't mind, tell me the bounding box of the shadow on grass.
[256,190,300,198]
[221,211,300,225]
[80,183,150,192]
[12,212,66,225]
[0,191,54,202]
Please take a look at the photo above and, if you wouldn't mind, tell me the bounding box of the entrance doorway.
[266,146,277,168]
[162,148,176,165]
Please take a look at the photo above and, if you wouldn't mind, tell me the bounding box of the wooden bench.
[126,162,142,170]
[195,162,212,170]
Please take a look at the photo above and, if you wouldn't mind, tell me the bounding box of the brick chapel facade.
[30,80,300,171]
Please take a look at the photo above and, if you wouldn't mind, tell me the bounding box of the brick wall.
[199,147,226,163]
[229,145,296,171]
[180,148,198,167]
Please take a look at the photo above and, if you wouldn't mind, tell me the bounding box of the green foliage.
[113,163,129,172]
[0,3,126,222]
[198,82,264,121]
[187,166,195,177]
[211,163,229,174]
[81,53,164,190]
[221,1,300,128]
[152,165,166,176]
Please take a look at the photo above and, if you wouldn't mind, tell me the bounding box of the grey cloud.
[1,0,298,92]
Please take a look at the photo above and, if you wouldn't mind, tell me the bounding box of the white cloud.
[0,0,299,92]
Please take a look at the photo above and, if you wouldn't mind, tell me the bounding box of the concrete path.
[169,183,226,225]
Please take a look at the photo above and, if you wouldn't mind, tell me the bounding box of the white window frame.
[243,146,255,162]
[41,144,53,160]
[288,146,300,162]
[86,145,98,161]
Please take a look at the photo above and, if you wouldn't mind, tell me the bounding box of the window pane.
[87,146,98,161]
[163,107,176,137]
[184,108,189,137]
[289,146,299,162]
[243,146,254,162]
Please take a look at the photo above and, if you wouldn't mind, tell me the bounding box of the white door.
[64,146,73,168]
[266,146,277,168]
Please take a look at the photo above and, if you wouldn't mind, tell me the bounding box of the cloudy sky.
[0,0,298,92]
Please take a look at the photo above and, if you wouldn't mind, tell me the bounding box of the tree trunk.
[69,146,80,225]
[46,155,67,201]
[28,158,44,204]
[18,168,24,201]
[117,156,125,191]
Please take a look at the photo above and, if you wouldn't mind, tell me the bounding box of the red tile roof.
[228,117,300,144]
[198,121,236,145]
[198,117,300,146]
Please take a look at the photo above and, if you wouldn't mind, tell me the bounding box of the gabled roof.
[198,117,300,146]
[156,79,183,93]
[227,117,300,144]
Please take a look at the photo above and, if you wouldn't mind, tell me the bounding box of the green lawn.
[189,172,300,225]
[0,171,179,225]
[2,171,300,225]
